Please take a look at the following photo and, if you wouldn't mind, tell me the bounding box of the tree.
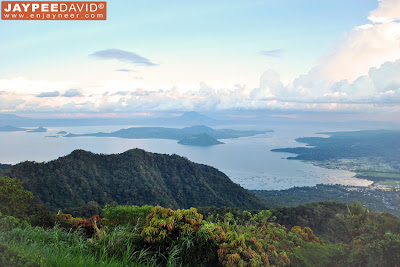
[0,177,33,218]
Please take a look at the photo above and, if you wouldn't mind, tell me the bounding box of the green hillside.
[1,149,266,211]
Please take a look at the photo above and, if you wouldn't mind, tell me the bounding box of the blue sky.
[1,0,400,116]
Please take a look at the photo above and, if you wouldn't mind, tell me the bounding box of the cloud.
[36,91,60,98]
[251,70,284,99]
[0,91,25,111]
[310,0,400,83]
[63,89,82,97]
[2,57,400,114]
[112,91,129,96]
[369,0,400,23]
[0,77,74,94]
[90,49,158,66]
[259,49,285,58]
[255,59,400,106]
[115,68,135,72]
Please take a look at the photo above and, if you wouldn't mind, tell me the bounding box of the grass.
[357,172,400,179]
[0,225,152,267]
[375,180,400,187]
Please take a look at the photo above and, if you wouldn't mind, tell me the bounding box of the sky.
[1,0,400,116]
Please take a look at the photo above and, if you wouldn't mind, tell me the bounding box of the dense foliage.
[0,204,329,267]
[1,149,266,212]
[0,177,33,219]
[2,201,399,266]
[0,180,399,266]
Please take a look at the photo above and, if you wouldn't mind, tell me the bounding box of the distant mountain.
[170,111,218,125]
[65,125,268,144]
[0,112,219,127]
[2,149,266,211]
[27,127,47,133]
[178,133,224,146]
[56,131,68,134]
[0,125,27,132]
[0,114,31,126]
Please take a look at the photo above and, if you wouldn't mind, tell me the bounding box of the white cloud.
[0,91,25,111]
[1,58,400,113]
[369,0,400,23]
[0,77,74,94]
[250,70,283,99]
[312,0,400,83]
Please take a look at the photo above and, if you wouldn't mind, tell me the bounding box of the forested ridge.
[0,149,266,212]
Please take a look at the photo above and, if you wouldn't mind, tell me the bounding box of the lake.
[0,123,372,190]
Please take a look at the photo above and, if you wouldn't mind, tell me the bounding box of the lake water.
[0,124,372,190]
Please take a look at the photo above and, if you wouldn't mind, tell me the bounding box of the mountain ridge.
[1,149,266,211]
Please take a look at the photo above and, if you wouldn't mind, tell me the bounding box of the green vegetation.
[355,171,400,188]
[0,163,12,170]
[0,177,33,219]
[1,178,400,266]
[252,184,399,216]
[1,149,266,212]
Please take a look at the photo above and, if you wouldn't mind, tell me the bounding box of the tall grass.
[0,225,151,267]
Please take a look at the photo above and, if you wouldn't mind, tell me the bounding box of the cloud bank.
[1,58,399,113]
[311,0,400,83]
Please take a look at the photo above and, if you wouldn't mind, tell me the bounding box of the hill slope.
[2,149,266,211]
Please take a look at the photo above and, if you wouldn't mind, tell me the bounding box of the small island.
[56,131,68,135]
[27,127,47,133]
[177,133,224,146]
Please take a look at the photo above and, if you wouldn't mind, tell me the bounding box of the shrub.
[0,177,33,219]
[0,242,43,267]
[103,204,153,226]
[73,215,104,237]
